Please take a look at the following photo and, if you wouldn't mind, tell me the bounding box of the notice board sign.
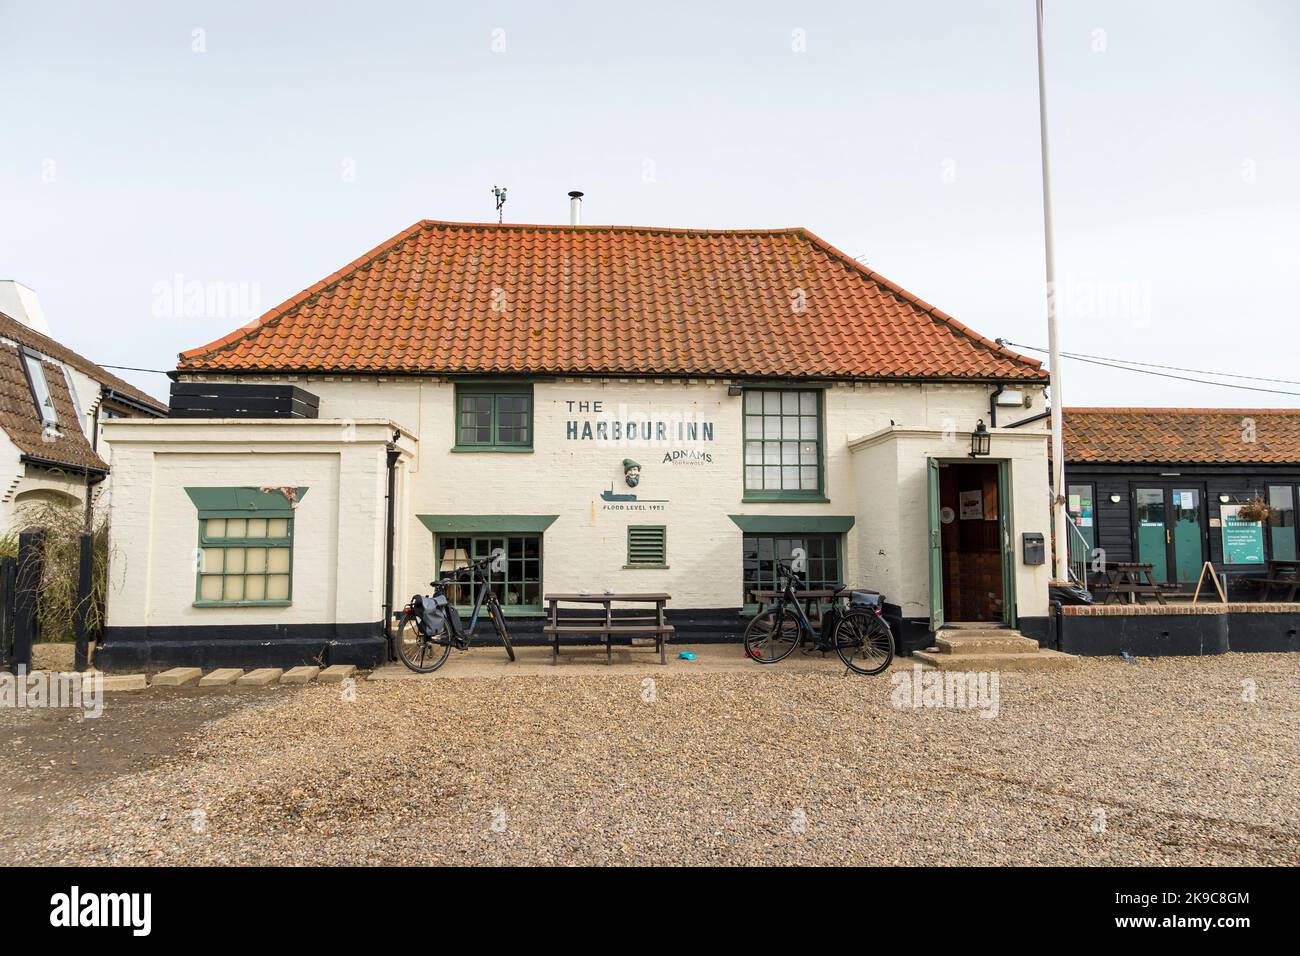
[1221,504,1265,565]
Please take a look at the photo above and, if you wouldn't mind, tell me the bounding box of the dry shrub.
[9,500,110,643]
[1236,497,1272,522]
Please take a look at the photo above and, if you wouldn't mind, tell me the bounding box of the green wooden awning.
[727,514,855,534]
[417,514,560,535]
[185,486,308,517]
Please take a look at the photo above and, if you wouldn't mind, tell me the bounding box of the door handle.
[1166,529,1172,545]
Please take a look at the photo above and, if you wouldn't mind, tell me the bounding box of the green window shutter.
[626,525,667,568]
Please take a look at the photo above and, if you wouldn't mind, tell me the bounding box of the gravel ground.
[5,654,1299,866]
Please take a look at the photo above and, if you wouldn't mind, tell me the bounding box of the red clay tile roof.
[1064,407,1300,464]
[177,221,1046,381]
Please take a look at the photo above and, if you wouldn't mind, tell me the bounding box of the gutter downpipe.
[382,442,400,661]
[989,384,1005,428]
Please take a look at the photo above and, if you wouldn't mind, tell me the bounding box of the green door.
[1135,487,1170,582]
[927,458,944,631]
[1170,488,1205,584]
[1135,485,1206,585]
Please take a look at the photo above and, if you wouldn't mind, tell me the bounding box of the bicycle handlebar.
[431,555,495,587]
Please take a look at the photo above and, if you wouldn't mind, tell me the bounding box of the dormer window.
[21,351,58,427]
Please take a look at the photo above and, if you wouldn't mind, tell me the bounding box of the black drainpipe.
[382,441,400,661]
[988,385,1005,428]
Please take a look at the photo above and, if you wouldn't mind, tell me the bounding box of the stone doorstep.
[935,634,1043,655]
[198,668,244,687]
[281,665,321,685]
[911,649,1080,672]
[319,664,357,683]
[152,667,203,687]
[236,668,283,687]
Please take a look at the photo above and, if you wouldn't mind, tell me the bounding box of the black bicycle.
[743,555,895,676]
[394,550,516,673]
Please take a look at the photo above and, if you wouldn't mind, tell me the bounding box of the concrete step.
[281,665,320,685]
[236,668,283,687]
[153,667,203,687]
[912,649,1080,672]
[198,668,244,687]
[935,634,1043,655]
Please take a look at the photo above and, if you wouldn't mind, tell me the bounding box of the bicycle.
[394,550,516,673]
[743,556,895,676]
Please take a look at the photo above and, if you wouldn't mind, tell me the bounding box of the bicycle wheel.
[743,608,801,664]
[394,609,452,673]
[489,601,516,662]
[833,608,895,676]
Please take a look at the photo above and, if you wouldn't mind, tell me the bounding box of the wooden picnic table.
[1090,562,1169,606]
[543,592,673,665]
[1250,558,1300,602]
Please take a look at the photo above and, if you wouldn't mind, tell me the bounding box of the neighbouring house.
[97,217,1057,670]
[0,281,167,529]
[1050,407,1300,657]
[1063,407,1300,595]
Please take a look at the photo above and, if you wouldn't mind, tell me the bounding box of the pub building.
[96,218,1059,670]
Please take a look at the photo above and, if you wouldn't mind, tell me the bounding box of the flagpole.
[1036,0,1068,582]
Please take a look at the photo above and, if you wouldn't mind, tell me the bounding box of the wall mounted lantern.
[969,419,991,458]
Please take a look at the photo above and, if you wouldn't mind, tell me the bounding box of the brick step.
[912,649,1080,672]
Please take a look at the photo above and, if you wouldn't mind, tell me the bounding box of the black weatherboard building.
[1063,407,1300,597]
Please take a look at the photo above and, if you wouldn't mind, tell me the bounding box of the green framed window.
[625,525,667,568]
[455,384,532,451]
[1268,485,1297,561]
[196,515,294,606]
[743,388,823,500]
[742,533,841,606]
[437,534,542,613]
[188,487,305,607]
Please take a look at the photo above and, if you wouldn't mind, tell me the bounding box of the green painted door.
[998,460,1016,627]
[1170,488,1204,584]
[1135,487,1169,582]
[1135,486,1206,585]
[927,458,944,631]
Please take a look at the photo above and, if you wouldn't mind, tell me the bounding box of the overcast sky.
[1,0,1297,406]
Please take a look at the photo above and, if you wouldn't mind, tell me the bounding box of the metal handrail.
[1065,519,1092,589]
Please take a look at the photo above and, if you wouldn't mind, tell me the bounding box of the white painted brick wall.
[102,421,408,628]
[111,380,1050,626]
[265,376,1049,614]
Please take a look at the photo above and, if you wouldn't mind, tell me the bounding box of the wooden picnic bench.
[1245,558,1300,602]
[543,592,673,665]
[1089,562,1170,605]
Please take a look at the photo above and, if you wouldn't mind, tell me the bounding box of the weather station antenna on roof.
[491,185,507,224]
